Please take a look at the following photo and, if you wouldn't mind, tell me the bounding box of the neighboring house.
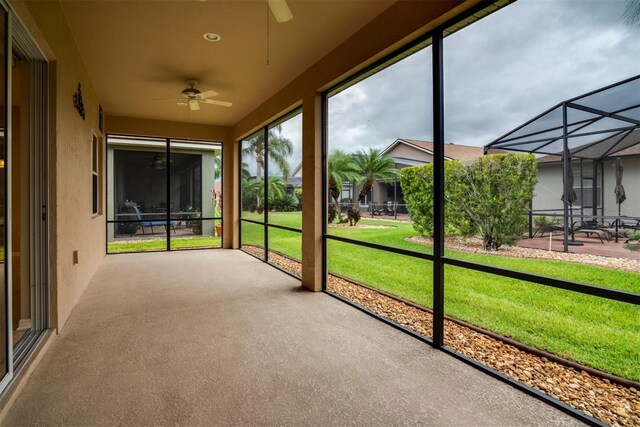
[359,138,485,210]
[289,162,303,192]
[533,131,640,218]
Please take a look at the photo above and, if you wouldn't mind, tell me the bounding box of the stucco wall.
[387,144,433,163]
[534,158,640,218]
[11,0,106,330]
[532,163,564,213]
[106,115,231,142]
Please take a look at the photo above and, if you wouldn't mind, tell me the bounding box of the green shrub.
[328,203,338,223]
[450,154,537,249]
[401,153,538,250]
[628,230,640,241]
[400,161,469,236]
[347,205,361,226]
[294,188,303,209]
[533,215,560,232]
[270,193,298,212]
[400,162,434,235]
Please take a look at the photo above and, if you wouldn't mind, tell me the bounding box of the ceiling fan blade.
[202,99,233,107]
[267,0,293,23]
[198,90,219,99]
[189,99,200,111]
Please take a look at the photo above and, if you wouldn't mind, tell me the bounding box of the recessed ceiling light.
[203,33,221,42]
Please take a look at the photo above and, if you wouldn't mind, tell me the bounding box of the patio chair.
[589,219,627,241]
[573,220,609,243]
[620,219,640,232]
[133,205,176,234]
[366,204,381,216]
[385,201,395,215]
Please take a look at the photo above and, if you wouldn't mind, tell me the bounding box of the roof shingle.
[393,139,485,160]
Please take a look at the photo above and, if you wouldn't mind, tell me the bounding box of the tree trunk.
[329,180,340,202]
[358,179,373,202]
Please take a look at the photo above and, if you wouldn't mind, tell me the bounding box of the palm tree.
[242,177,264,212]
[242,126,294,179]
[353,148,399,203]
[211,153,223,232]
[213,153,222,180]
[327,150,360,205]
[241,176,287,213]
[267,176,287,201]
[241,161,252,181]
[624,0,640,25]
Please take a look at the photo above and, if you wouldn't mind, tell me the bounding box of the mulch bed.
[242,246,640,426]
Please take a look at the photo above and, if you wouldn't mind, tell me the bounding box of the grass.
[108,235,221,253]
[242,211,640,381]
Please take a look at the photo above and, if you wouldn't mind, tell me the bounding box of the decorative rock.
[259,248,640,427]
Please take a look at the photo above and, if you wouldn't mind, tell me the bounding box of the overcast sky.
[325,0,640,155]
[268,112,303,174]
[261,0,640,174]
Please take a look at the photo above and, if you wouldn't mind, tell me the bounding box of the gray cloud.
[328,0,640,153]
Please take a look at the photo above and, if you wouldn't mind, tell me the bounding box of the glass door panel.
[10,50,31,348]
[107,138,168,253]
[0,5,8,379]
[169,140,222,250]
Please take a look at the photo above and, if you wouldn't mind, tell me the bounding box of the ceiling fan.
[147,153,173,170]
[175,80,233,111]
[268,0,293,23]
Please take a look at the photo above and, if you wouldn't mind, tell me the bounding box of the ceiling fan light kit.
[161,0,295,113]
[267,0,293,23]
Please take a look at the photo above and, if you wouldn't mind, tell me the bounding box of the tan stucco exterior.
[11,0,106,331]
[6,0,478,333]
[106,116,232,143]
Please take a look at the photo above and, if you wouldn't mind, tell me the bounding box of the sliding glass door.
[0,2,7,383]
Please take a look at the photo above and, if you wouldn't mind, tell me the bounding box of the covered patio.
[2,250,579,426]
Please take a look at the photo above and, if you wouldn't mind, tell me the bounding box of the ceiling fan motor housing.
[181,87,201,98]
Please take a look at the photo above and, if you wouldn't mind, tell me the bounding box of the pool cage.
[484,75,640,252]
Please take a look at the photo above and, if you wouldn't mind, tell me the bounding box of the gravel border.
[327,276,639,427]
[243,247,640,426]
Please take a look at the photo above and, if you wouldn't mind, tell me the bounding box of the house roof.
[291,162,303,177]
[382,138,485,161]
[537,129,640,163]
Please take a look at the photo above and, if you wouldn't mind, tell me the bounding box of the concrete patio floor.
[2,250,583,426]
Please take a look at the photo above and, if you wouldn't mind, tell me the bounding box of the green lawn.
[108,236,221,253]
[242,211,640,381]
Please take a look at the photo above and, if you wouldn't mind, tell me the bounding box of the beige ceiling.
[59,0,396,126]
